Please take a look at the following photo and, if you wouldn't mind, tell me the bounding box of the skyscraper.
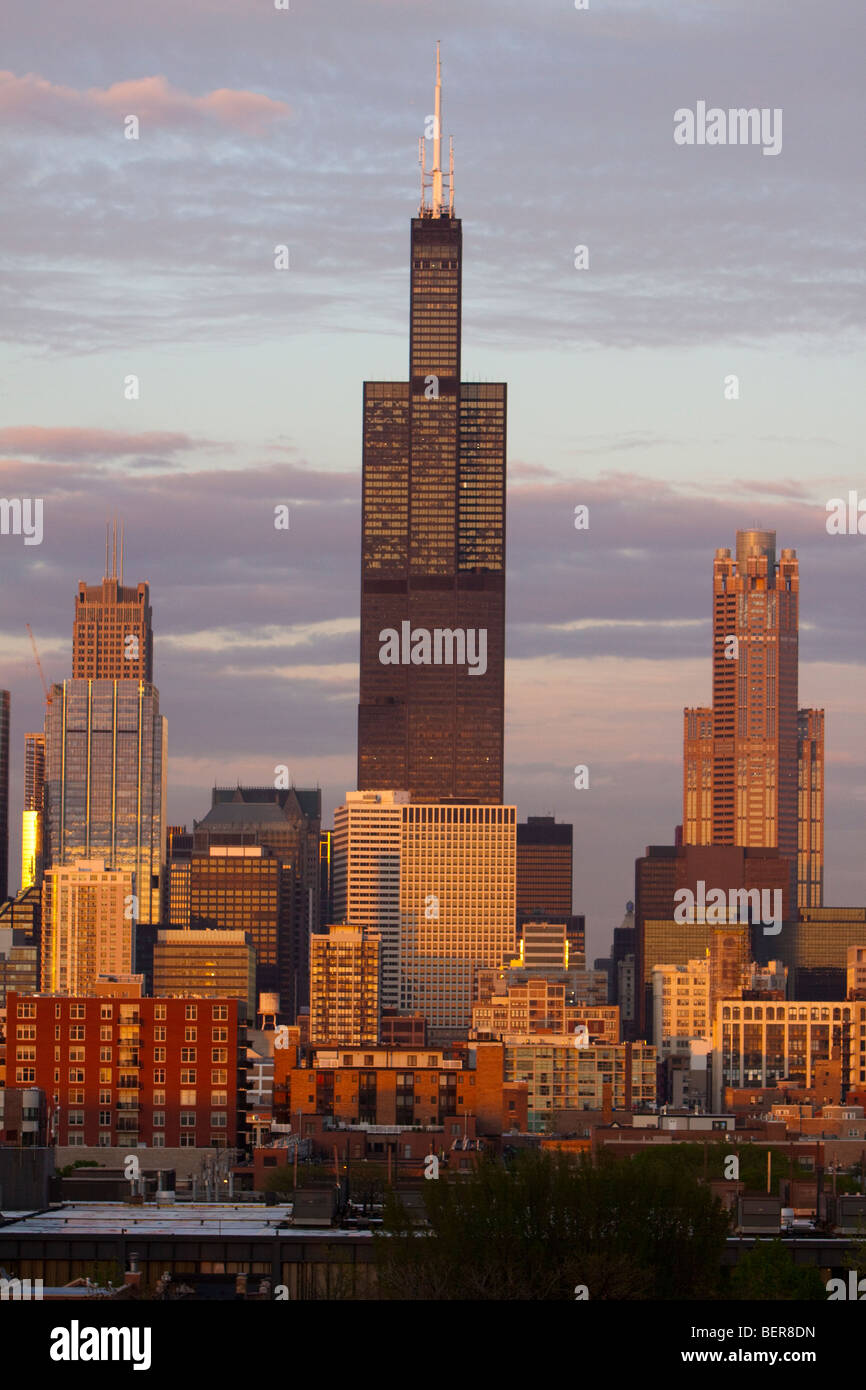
[333,788,517,1034]
[21,731,45,891]
[682,530,824,908]
[44,679,166,924]
[0,690,8,900]
[72,521,153,682]
[357,48,506,803]
[516,816,573,926]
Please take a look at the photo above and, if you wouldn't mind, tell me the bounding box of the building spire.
[432,41,443,215]
[419,42,454,218]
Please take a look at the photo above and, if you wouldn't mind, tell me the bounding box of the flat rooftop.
[0,1201,376,1239]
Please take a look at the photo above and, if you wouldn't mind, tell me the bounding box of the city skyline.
[1,6,864,964]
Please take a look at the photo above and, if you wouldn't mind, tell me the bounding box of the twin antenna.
[419,42,455,218]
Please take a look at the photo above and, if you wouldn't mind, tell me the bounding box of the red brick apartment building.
[6,992,247,1149]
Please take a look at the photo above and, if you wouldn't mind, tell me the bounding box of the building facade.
[516,817,573,927]
[682,530,824,909]
[309,926,381,1047]
[153,928,257,1022]
[41,859,134,995]
[7,991,246,1149]
[44,679,166,925]
[71,523,153,682]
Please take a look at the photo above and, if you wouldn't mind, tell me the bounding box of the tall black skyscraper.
[358,47,506,803]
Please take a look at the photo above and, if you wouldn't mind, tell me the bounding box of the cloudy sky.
[1,0,864,958]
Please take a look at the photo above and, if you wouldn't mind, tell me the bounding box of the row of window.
[17,1001,230,1021]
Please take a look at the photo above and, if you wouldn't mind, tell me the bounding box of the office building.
[309,925,381,1047]
[44,679,166,924]
[682,530,824,909]
[41,859,134,994]
[71,521,153,681]
[333,789,516,1033]
[357,50,506,802]
[0,689,8,901]
[153,928,257,1022]
[333,790,407,1007]
[21,731,46,890]
[7,990,246,1149]
[396,799,515,1032]
[516,816,573,927]
[712,998,855,1108]
[167,846,281,1004]
[177,787,322,1016]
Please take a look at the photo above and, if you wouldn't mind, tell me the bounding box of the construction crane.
[25,623,52,706]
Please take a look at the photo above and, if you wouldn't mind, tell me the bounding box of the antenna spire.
[420,43,454,218]
[432,41,443,216]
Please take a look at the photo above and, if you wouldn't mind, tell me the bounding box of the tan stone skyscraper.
[683,530,824,909]
[72,520,153,681]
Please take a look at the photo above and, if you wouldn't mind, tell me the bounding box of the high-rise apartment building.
[357,50,506,803]
[0,690,9,901]
[682,530,824,909]
[44,679,166,924]
[309,925,381,1046]
[72,522,153,681]
[41,859,134,994]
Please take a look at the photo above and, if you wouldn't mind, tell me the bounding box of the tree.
[729,1239,826,1300]
[375,1148,730,1300]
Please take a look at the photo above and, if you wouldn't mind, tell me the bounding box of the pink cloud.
[0,427,210,460]
[0,71,289,133]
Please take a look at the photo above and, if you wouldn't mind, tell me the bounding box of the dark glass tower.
[358,47,506,803]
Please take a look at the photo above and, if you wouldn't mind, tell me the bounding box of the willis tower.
[357,46,506,803]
